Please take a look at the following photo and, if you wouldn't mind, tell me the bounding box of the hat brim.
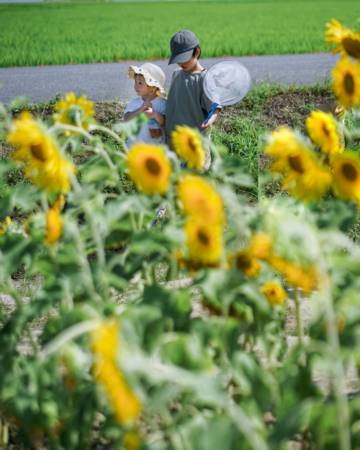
[168,49,194,65]
[128,65,165,95]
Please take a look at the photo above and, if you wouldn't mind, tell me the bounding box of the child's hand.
[144,107,154,118]
[201,109,221,129]
[142,100,152,110]
[201,114,217,129]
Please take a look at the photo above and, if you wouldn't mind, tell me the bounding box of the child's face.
[134,74,154,97]
[178,48,200,73]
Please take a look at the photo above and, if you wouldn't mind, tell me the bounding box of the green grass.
[0,1,359,67]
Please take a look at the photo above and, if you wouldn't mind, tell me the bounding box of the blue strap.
[204,102,219,125]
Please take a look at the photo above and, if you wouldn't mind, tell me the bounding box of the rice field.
[0,1,358,67]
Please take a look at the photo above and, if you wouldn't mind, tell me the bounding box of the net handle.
[203,102,219,126]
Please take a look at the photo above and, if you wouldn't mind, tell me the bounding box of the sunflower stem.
[70,175,108,302]
[50,123,93,140]
[318,262,351,450]
[95,144,121,183]
[138,211,144,230]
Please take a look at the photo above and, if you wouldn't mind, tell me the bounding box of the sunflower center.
[341,162,358,181]
[343,37,360,59]
[30,143,47,162]
[236,253,251,271]
[145,157,161,176]
[288,155,304,174]
[188,138,197,152]
[322,123,330,137]
[197,229,210,246]
[344,72,355,95]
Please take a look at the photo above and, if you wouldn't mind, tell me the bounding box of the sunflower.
[7,112,75,193]
[264,127,296,167]
[265,129,332,201]
[306,111,342,156]
[266,129,313,176]
[248,233,273,261]
[8,112,56,164]
[171,126,205,170]
[266,128,313,174]
[127,144,171,195]
[45,196,64,245]
[92,321,141,425]
[268,255,317,294]
[282,160,332,202]
[261,280,287,306]
[331,151,360,206]
[185,219,223,267]
[325,19,360,59]
[233,250,261,278]
[54,92,95,131]
[332,57,360,109]
[177,175,224,224]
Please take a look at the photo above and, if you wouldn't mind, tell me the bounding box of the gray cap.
[168,30,200,65]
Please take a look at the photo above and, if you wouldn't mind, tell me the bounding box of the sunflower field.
[1,19,360,450]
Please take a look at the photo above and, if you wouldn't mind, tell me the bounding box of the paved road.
[0,53,338,105]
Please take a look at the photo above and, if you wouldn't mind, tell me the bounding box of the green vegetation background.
[0,1,359,67]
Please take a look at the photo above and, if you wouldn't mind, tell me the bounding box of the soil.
[261,88,335,129]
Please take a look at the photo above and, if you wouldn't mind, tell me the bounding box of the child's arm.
[144,108,165,127]
[124,100,152,122]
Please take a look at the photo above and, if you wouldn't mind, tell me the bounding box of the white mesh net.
[203,61,251,106]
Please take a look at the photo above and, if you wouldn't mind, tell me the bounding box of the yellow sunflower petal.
[331,151,360,206]
[305,111,343,156]
[332,57,360,109]
[94,359,141,425]
[45,200,63,245]
[325,19,360,59]
[261,281,287,306]
[171,126,205,170]
[264,127,300,162]
[325,19,350,50]
[265,127,332,201]
[234,250,261,278]
[282,162,332,202]
[53,92,95,131]
[268,255,317,294]
[7,112,75,193]
[185,219,223,267]
[127,143,171,195]
[248,233,273,260]
[177,175,224,224]
[92,321,141,425]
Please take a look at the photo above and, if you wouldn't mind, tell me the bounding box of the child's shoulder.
[153,96,167,105]
[124,96,143,113]
[126,96,143,107]
[153,96,167,113]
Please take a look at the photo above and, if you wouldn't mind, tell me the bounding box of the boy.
[165,30,221,165]
[124,63,166,147]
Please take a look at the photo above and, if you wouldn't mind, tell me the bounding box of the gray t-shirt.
[165,69,213,145]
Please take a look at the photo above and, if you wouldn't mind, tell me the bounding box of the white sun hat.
[128,62,166,95]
